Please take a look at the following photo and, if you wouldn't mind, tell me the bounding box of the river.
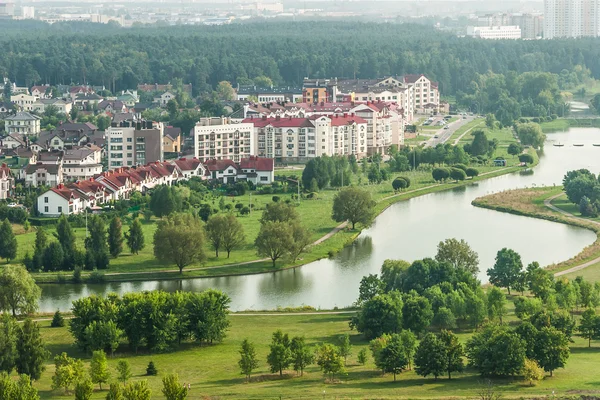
[38,128,600,313]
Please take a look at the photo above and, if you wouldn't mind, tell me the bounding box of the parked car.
[444,125,450,130]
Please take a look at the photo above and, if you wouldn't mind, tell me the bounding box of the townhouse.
[170,157,205,179]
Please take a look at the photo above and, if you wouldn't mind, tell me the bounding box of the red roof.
[50,186,74,201]
[172,158,202,172]
[204,159,238,172]
[242,117,314,128]
[30,85,49,94]
[329,115,368,126]
[0,163,13,180]
[403,74,426,84]
[239,156,274,172]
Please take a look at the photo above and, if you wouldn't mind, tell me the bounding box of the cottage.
[239,156,274,184]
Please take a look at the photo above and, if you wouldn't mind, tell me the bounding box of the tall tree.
[487,287,507,323]
[32,227,48,271]
[125,218,145,255]
[161,374,187,400]
[267,330,291,377]
[54,214,77,263]
[117,360,132,383]
[332,186,376,229]
[578,308,600,347]
[487,248,523,294]
[414,333,447,380]
[288,223,312,262]
[352,292,403,340]
[254,221,293,268]
[16,319,49,380]
[107,217,124,258]
[435,238,479,276]
[89,350,110,390]
[238,339,259,382]
[0,372,39,400]
[533,327,570,377]
[439,330,464,379]
[379,333,409,381]
[153,213,206,273]
[0,266,41,317]
[0,314,18,374]
[122,380,151,400]
[0,219,17,262]
[260,202,299,224]
[290,336,314,376]
[74,376,93,400]
[315,343,345,381]
[337,333,352,365]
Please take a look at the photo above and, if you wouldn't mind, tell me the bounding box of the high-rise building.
[106,120,164,168]
[544,0,600,39]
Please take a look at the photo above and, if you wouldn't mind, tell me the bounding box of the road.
[423,116,476,148]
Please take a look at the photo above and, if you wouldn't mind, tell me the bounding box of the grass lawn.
[447,119,483,144]
[30,307,600,399]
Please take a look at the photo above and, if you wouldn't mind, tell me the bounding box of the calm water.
[39,128,600,312]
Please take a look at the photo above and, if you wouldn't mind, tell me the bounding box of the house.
[67,86,95,101]
[62,145,102,181]
[0,101,13,115]
[25,162,63,187]
[170,157,205,180]
[10,94,36,111]
[239,156,274,184]
[0,163,14,199]
[4,112,42,135]
[116,91,139,107]
[30,85,51,99]
[32,98,73,115]
[154,91,176,107]
[1,133,27,149]
[203,159,239,183]
[98,100,127,114]
[163,126,181,153]
[37,184,86,216]
[74,93,104,111]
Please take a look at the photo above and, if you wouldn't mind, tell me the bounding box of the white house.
[38,185,88,216]
[170,157,206,180]
[10,93,36,111]
[62,145,103,181]
[203,159,239,183]
[238,156,274,184]
[154,91,176,107]
[32,98,73,115]
[1,133,27,149]
[0,163,14,200]
[25,163,63,187]
[4,112,41,136]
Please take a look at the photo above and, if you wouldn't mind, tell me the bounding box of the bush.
[272,196,280,203]
[465,168,479,178]
[87,269,106,284]
[146,361,158,376]
[452,164,467,171]
[450,168,467,181]
[72,267,82,283]
[51,310,65,327]
[240,206,250,216]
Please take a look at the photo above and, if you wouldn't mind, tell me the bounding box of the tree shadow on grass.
[570,346,600,354]
[297,316,353,324]
[210,372,296,387]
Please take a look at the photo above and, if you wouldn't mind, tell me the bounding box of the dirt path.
[543,193,600,277]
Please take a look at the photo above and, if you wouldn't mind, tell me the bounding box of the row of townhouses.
[36,155,274,217]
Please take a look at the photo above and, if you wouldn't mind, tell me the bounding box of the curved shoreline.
[472,188,600,276]
[36,163,531,285]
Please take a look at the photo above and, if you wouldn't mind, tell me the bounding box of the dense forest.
[1,20,600,97]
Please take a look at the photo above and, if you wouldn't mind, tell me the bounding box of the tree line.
[70,290,230,354]
[562,169,600,217]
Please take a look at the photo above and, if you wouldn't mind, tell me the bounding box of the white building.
[238,156,274,185]
[62,145,103,181]
[194,117,255,163]
[4,112,41,136]
[32,99,72,115]
[25,163,63,187]
[170,158,205,180]
[11,94,36,111]
[466,25,522,39]
[37,185,86,216]
[0,164,14,200]
[154,91,176,107]
[544,0,600,38]
[106,121,164,168]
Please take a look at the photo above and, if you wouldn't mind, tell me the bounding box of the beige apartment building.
[193,117,254,163]
[106,120,164,168]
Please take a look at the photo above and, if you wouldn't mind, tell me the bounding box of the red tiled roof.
[239,156,274,172]
[242,117,314,128]
[172,158,202,172]
[0,163,13,180]
[50,186,74,201]
[204,159,238,172]
[329,115,368,126]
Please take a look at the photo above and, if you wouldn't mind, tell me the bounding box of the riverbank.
[32,303,600,400]
[540,117,600,133]
[471,186,600,277]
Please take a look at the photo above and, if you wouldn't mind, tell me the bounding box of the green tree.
[591,93,600,114]
[392,177,408,192]
[487,287,507,323]
[108,217,124,258]
[52,353,85,394]
[534,327,570,376]
[0,219,17,261]
[238,338,259,381]
[85,215,107,255]
[357,348,368,365]
[352,292,403,340]
[0,372,39,400]
[253,75,273,88]
[125,218,145,255]
[485,114,496,129]
[32,227,48,271]
[216,81,235,100]
[515,122,546,149]
[337,333,352,365]
[331,186,376,229]
[55,215,77,265]
[16,319,49,380]
[439,330,464,379]
[205,214,245,258]
[149,186,182,218]
[0,265,41,317]
[254,221,293,268]
[470,130,489,156]
[154,213,206,273]
[518,153,534,164]
[51,310,65,328]
[260,202,299,224]
[288,223,312,263]
[465,167,479,178]
[315,343,345,381]
[379,333,408,381]
[290,336,313,376]
[123,380,151,400]
[106,382,123,400]
[579,308,600,347]
[399,330,417,370]
[161,374,187,400]
[117,360,131,384]
[523,358,544,386]
[166,98,179,118]
[356,274,385,305]
[74,376,94,400]
[267,330,291,376]
[432,167,450,182]
[450,167,466,182]
[466,325,525,376]
[507,142,523,157]
[487,248,523,294]
[415,333,446,380]
[402,293,433,334]
[435,238,479,276]
[0,314,18,373]
[90,350,110,390]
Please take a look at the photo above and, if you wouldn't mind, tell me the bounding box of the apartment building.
[11,93,36,111]
[106,120,164,168]
[544,0,600,38]
[302,78,337,103]
[4,111,41,136]
[466,25,522,39]
[193,117,254,163]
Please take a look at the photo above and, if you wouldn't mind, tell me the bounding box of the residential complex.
[106,120,164,168]
[193,117,254,163]
[544,0,600,38]
[466,25,522,39]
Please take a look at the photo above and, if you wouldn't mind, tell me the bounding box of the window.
[44,206,48,212]
[127,138,132,142]
[58,206,62,213]
[44,197,48,203]
[260,176,268,182]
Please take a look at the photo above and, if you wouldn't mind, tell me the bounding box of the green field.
[29,307,600,399]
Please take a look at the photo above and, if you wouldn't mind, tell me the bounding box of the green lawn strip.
[34,311,600,399]
[472,186,600,276]
[447,119,483,143]
[540,118,600,133]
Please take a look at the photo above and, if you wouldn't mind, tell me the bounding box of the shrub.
[465,168,479,178]
[452,164,467,172]
[272,196,280,203]
[146,361,158,376]
[87,269,106,284]
[51,310,65,327]
[57,273,67,283]
[72,267,82,283]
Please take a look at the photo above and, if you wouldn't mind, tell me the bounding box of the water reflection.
[39,128,600,312]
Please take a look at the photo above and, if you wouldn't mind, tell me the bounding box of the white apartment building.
[106,121,164,168]
[466,25,522,39]
[11,93,36,111]
[193,117,254,163]
[4,112,41,136]
[62,145,103,181]
[544,0,600,38]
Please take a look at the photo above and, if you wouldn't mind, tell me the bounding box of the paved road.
[423,116,476,148]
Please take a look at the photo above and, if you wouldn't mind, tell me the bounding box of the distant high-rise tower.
[544,0,600,38]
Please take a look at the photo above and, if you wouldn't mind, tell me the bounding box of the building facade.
[106,121,164,168]
[0,163,14,200]
[4,112,41,135]
[544,0,600,38]
[466,25,522,39]
[193,117,254,163]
